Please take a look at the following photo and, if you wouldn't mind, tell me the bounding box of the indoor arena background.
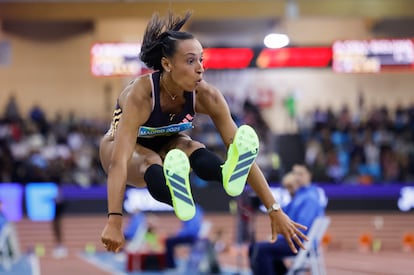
[1,1,414,275]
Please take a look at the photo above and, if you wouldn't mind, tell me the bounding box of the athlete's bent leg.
[189,148,223,182]
[144,164,172,205]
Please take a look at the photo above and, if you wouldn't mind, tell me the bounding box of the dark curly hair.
[139,11,194,71]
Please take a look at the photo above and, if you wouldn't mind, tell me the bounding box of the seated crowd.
[0,95,413,186]
[300,104,414,184]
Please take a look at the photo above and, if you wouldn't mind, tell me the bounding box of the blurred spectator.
[337,105,352,130]
[381,147,401,183]
[283,92,297,132]
[123,210,165,254]
[235,190,260,245]
[242,99,271,144]
[211,228,228,254]
[29,104,49,135]
[309,151,330,183]
[52,183,68,258]
[325,149,345,183]
[165,204,204,269]
[124,208,147,242]
[305,137,322,166]
[0,200,13,259]
[248,168,325,275]
[292,164,327,209]
[312,106,328,131]
[3,93,22,123]
[0,139,13,182]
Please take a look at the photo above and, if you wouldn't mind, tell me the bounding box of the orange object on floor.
[321,232,332,248]
[402,233,414,252]
[358,233,373,252]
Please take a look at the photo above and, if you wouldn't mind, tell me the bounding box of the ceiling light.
[264,33,290,49]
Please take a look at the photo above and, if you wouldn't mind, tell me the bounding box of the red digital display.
[203,48,254,69]
[256,47,332,68]
[90,40,414,75]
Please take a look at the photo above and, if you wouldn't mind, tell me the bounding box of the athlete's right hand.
[101,217,125,253]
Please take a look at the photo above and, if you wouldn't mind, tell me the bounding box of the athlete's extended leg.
[163,149,195,221]
[221,125,260,196]
[144,164,172,205]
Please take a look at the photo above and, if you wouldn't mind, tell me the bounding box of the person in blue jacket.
[249,165,326,275]
[165,204,204,268]
[123,208,147,242]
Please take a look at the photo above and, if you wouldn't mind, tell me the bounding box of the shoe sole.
[222,125,259,196]
[163,149,195,221]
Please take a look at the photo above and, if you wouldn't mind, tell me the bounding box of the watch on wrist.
[267,202,281,213]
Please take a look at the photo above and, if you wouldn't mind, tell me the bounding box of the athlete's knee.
[140,154,162,174]
[144,154,163,165]
[181,140,205,153]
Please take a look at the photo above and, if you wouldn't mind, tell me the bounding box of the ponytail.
[139,11,194,71]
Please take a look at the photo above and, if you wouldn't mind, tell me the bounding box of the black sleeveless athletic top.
[107,71,195,151]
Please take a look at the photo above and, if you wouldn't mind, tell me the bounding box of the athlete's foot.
[222,125,260,196]
[164,149,196,221]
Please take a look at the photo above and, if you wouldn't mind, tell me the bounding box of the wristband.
[107,212,123,218]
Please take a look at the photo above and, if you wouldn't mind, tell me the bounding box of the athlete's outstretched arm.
[101,77,152,252]
[195,81,308,253]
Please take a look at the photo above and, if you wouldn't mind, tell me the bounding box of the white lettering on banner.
[138,122,193,137]
[333,39,414,73]
[90,43,143,77]
[398,187,414,212]
[167,126,180,132]
[123,189,173,213]
[333,39,414,61]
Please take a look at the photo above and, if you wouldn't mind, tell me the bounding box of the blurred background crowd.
[0,94,107,187]
[300,101,414,184]
[1,91,413,187]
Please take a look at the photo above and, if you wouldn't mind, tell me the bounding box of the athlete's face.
[168,38,204,91]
